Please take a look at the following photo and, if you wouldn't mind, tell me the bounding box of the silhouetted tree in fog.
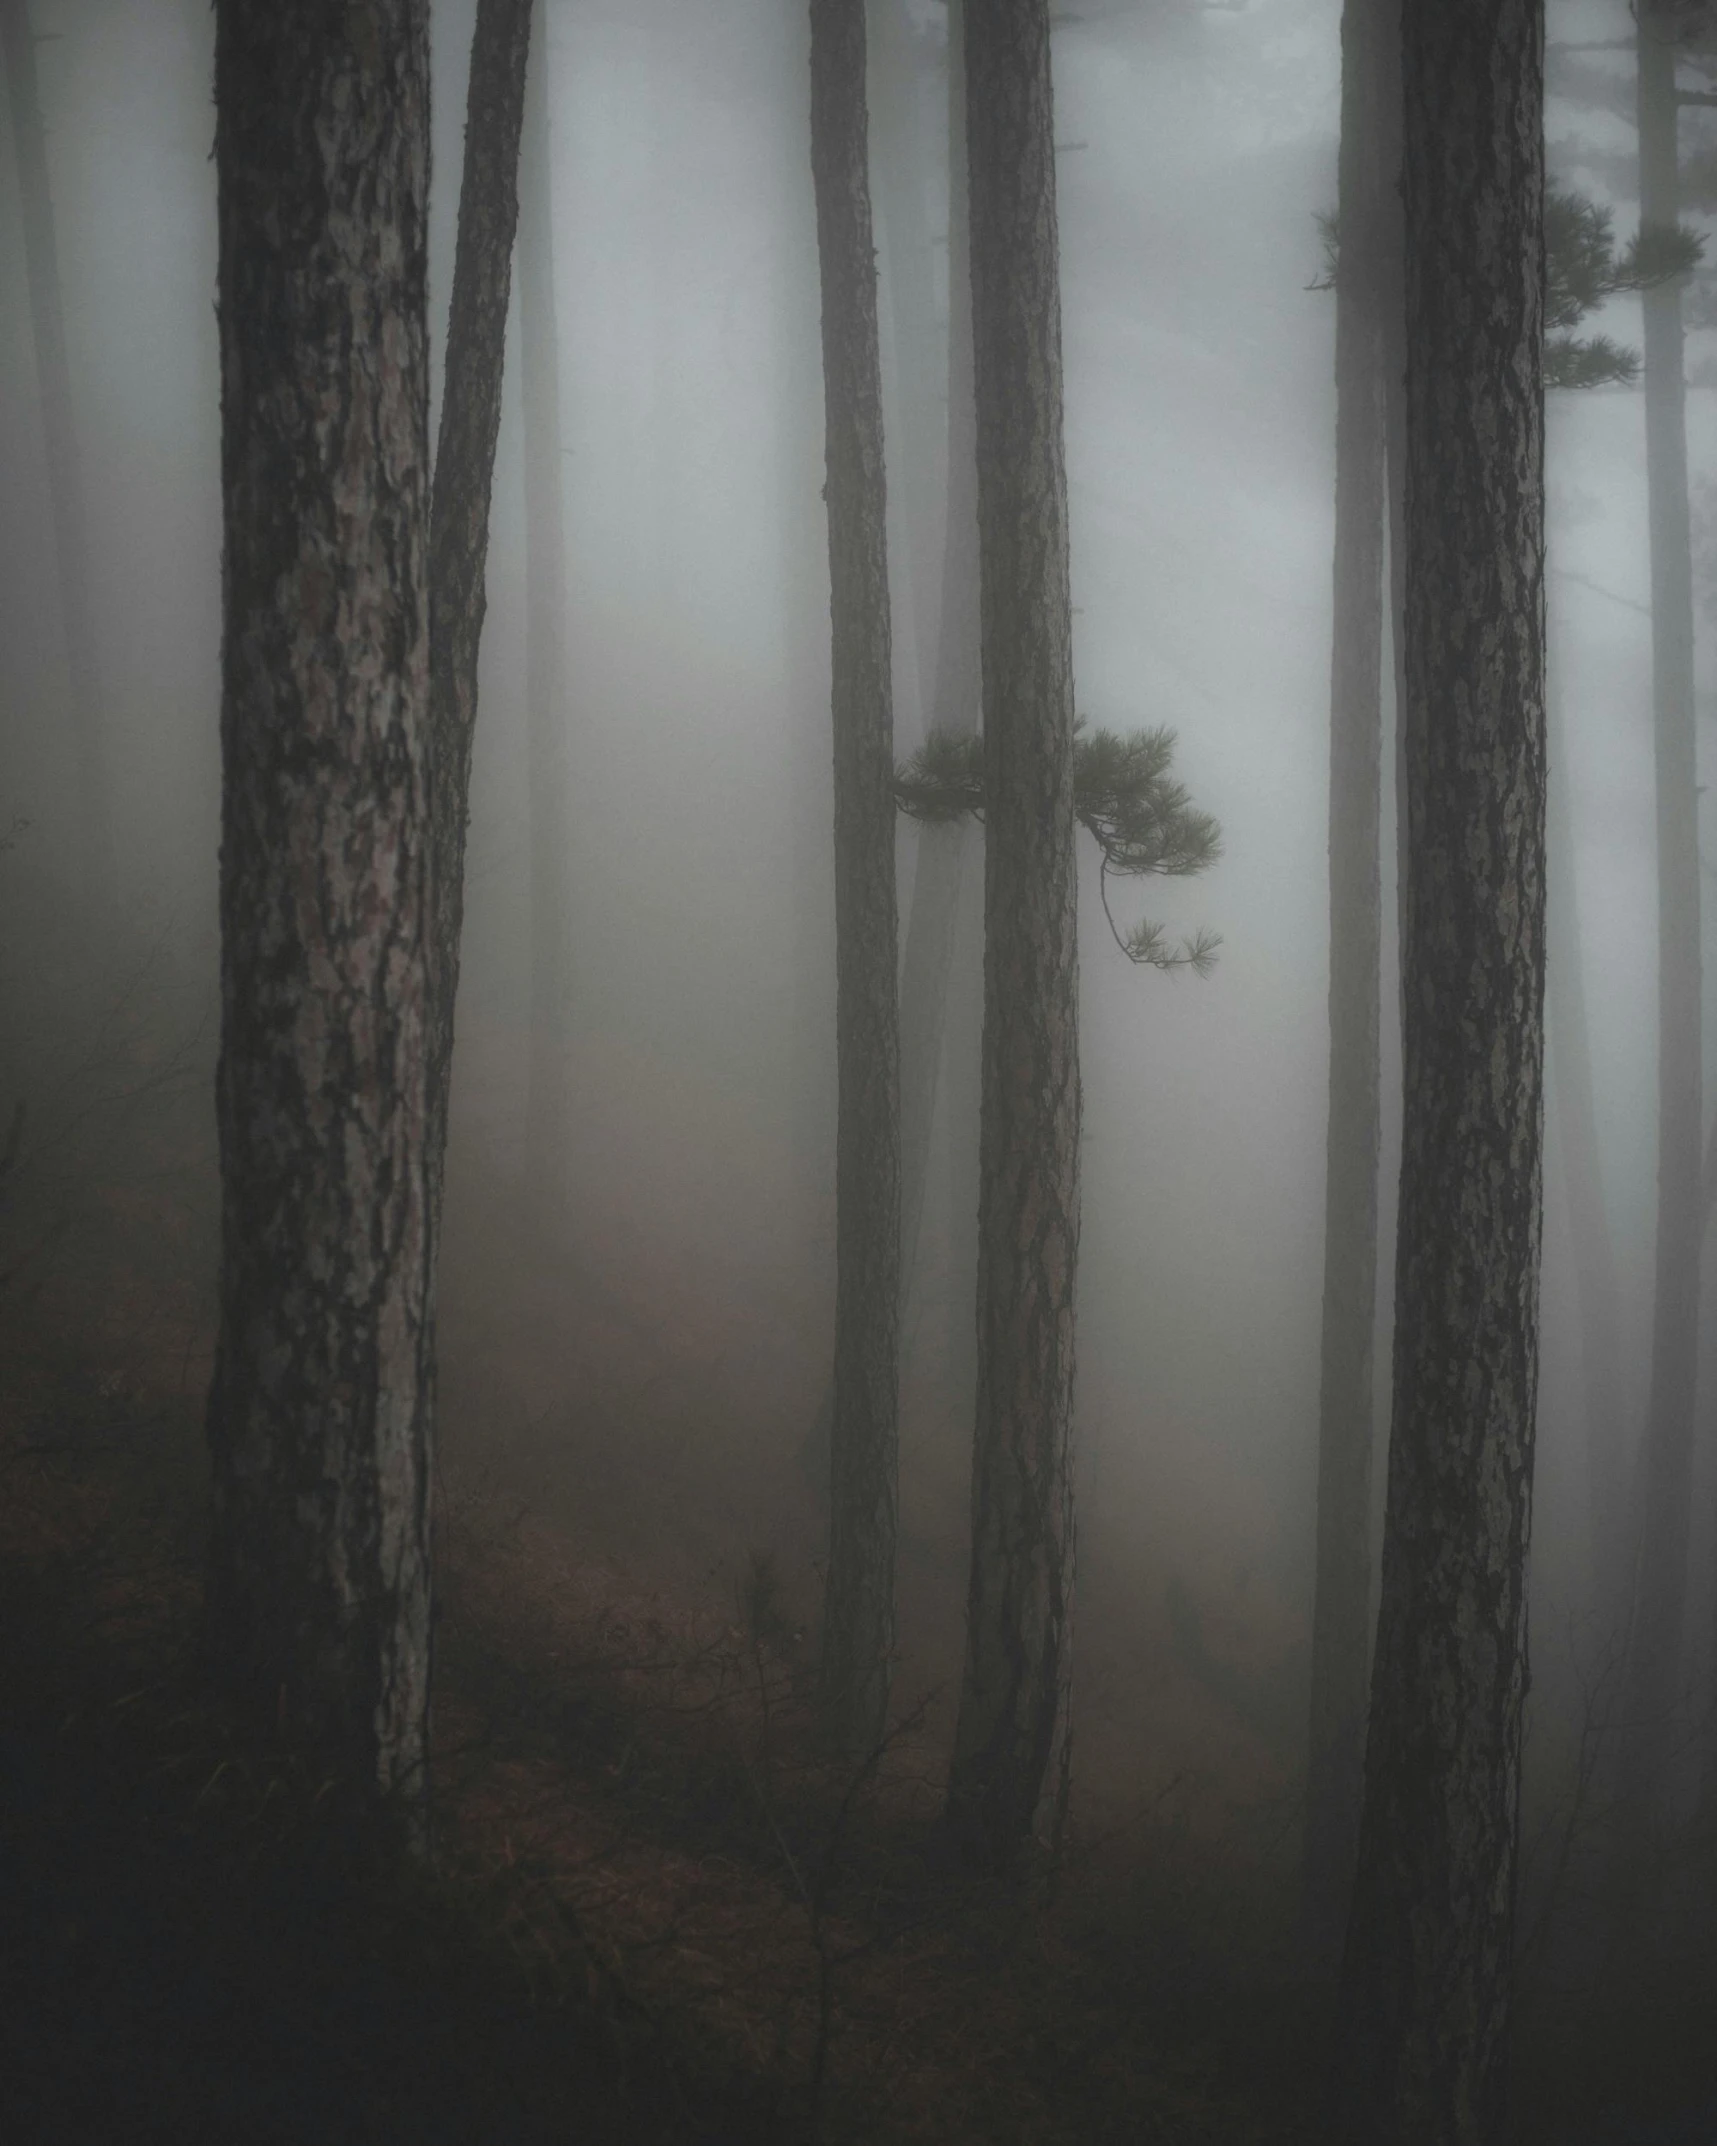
[1333,0,1546,2135]
[205,0,436,1837]
[944,0,1081,1869]
[808,0,902,1757]
[891,0,983,1348]
[519,22,576,1200]
[2,0,113,910]
[428,0,534,1228]
[1612,0,1707,1901]
[1302,0,1398,1966]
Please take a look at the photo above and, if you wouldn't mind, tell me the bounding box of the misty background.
[2,0,1712,1843]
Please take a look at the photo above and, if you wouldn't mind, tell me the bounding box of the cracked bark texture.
[944,0,1080,1868]
[206,0,436,1832]
[426,0,533,1226]
[1302,0,1398,1969]
[1332,1,1546,2137]
[810,0,902,1755]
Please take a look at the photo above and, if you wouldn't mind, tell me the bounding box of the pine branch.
[895,722,1222,974]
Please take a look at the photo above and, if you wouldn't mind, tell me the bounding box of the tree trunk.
[1543,675,1631,1640]
[944,0,1080,1868]
[1301,0,1396,1968]
[869,0,944,740]
[427,0,534,1225]
[519,23,576,1198]
[1333,1,1546,2135]
[205,0,436,1836]
[1613,0,1704,1861]
[2,0,114,910]
[810,0,902,1756]
[895,0,981,1332]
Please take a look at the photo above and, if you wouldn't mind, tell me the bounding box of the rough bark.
[427,0,534,1221]
[1613,0,1704,1857]
[944,0,1080,1868]
[1332,1,1546,2137]
[810,0,902,1756]
[2,0,113,909]
[1301,0,1397,1968]
[518,25,576,1196]
[206,0,436,1833]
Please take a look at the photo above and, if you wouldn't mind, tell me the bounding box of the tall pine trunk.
[2,0,113,910]
[519,24,576,1198]
[427,0,535,1221]
[206,0,436,1832]
[944,0,1080,1868]
[810,0,902,1755]
[1301,0,1397,1966]
[1333,0,1546,2134]
[1613,0,1704,1860]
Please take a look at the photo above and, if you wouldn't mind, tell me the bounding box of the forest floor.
[2,1343,1714,2145]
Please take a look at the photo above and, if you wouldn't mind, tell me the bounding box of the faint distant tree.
[1611,0,1708,1886]
[2,0,113,909]
[518,22,576,1199]
[1332,1,1546,2137]
[1300,0,1398,1970]
[944,0,1082,1869]
[205,0,436,1837]
[894,0,982,1351]
[808,0,902,1757]
[427,0,534,1227]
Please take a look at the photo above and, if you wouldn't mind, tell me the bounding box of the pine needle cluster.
[1312,188,1706,390]
[894,722,1222,974]
[1544,187,1704,389]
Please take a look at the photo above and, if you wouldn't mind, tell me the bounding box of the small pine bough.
[893,721,1222,972]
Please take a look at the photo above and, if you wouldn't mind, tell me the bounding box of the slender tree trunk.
[1301,0,1396,1968]
[427,0,534,1220]
[205,0,436,1835]
[1333,1,1546,2136]
[896,0,981,1327]
[944,0,1080,1868]
[519,24,576,1197]
[869,0,943,740]
[1543,676,1631,1638]
[2,0,113,909]
[1613,0,1704,1858]
[810,0,902,1755]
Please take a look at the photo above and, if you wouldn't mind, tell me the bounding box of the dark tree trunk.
[1613,0,1703,1862]
[206,0,436,1833]
[1301,0,1398,1968]
[427,0,534,1218]
[809,0,902,1755]
[944,0,1080,1868]
[1332,0,1546,2136]
[519,25,576,1197]
[2,0,113,909]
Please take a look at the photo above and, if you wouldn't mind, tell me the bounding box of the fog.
[3,0,1715,2038]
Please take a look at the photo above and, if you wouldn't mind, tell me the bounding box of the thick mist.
[2,0,1713,1970]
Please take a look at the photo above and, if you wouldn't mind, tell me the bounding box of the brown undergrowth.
[5,1336,1709,2143]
